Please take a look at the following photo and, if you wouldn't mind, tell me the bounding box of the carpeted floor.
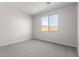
[0,39,78,57]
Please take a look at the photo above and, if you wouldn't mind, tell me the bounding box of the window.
[41,14,58,32]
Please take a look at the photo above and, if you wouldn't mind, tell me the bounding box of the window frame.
[41,14,59,32]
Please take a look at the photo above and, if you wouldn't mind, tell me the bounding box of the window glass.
[41,14,58,32]
[49,14,58,32]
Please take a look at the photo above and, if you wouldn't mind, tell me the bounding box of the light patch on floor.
[0,39,78,57]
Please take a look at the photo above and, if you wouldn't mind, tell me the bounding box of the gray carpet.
[0,39,78,57]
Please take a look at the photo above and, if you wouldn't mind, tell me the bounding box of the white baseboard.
[34,38,77,48]
[0,38,30,46]
[0,34,32,46]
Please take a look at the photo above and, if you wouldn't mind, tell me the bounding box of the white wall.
[0,7,32,46]
[34,4,77,47]
[77,2,79,56]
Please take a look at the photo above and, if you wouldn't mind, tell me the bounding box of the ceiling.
[0,2,75,16]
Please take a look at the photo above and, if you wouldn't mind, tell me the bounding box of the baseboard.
[0,39,28,46]
[0,34,32,47]
[33,38,77,48]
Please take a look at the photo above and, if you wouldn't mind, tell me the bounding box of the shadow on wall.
[0,7,32,46]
